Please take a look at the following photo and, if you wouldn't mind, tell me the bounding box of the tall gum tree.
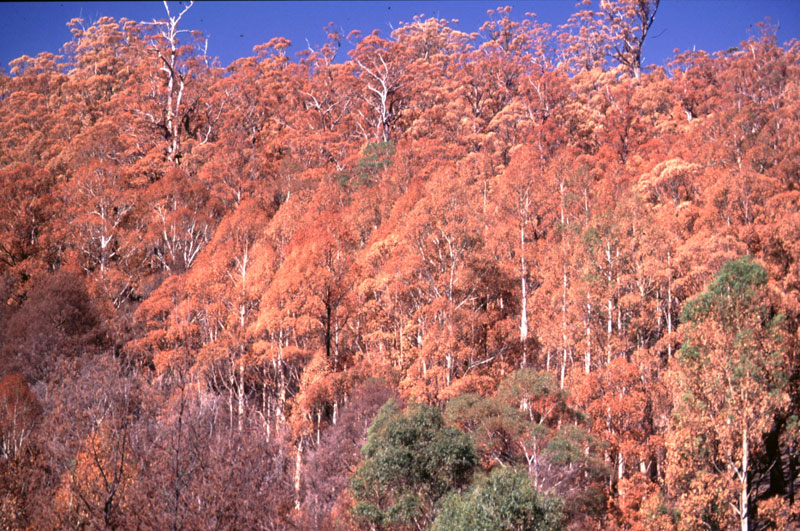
[667,257,788,531]
[350,32,408,143]
[493,145,555,368]
[142,1,212,164]
[561,0,660,81]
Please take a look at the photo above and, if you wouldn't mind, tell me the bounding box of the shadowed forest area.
[1,1,799,529]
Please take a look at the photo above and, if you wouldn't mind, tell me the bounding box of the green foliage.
[679,256,785,390]
[432,468,564,531]
[680,255,769,326]
[496,369,564,417]
[358,141,396,174]
[338,141,396,188]
[445,369,601,469]
[445,391,526,462]
[546,424,602,468]
[444,370,608,523]
[442,392,488,431]
[670,256,789,528]
[350,399,477,529]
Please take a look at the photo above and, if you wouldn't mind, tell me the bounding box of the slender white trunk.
[316,409,321,446]
[606,243,613,364]
[228,385,234,431]
[520,223,528,367]
[154,2,193,162]
[741,425,749,531]
[265,395,271,442]
[667,251,673,358]
[585,301,592,374]
[397,321,402,367]
[607,298,613,364]
[561,269,567,388]
[277,332,286,423]
[294,438,303,510]
[237,363,244,432]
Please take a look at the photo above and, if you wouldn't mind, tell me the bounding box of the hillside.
[1,2,799,529]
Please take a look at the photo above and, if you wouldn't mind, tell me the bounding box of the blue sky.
[2,1,799,71]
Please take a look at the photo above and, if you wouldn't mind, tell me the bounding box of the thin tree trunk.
[741,425,749,531]
[607,298,613,365]
[585,300,591,374]
[520,225,528,367]
[295,438,303,510]
[667,251,673,358]
[561,269,567,389]
[237,363,244,432]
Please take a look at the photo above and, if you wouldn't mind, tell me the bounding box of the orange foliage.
[1,4,799,528]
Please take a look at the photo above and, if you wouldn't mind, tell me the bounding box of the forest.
[0,0,798,529]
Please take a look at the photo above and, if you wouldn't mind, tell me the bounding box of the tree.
[388,162,499,398]
[0,374,40,461]
[128,377,295,530]
[144,165,214,274]
[1,269,108,382]
[40,354,145,530]
[300,378,396,528]
[493,146,553,367]
[350,400,477,529]
[445,369,609,523]
[599,0,660,81]
[350,31,408,143]
[143,1,199,163]
[432,467,564,531]
[55,420,137,529]
[667,257,788,531]
[561,0,660,81]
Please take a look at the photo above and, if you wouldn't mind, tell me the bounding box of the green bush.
[350,400,477,529]
[433,467,564,531]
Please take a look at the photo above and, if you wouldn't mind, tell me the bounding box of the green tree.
[667,256,788,531]
[350,400,477,529]
[445,370,608,520]
[432,467,564,531]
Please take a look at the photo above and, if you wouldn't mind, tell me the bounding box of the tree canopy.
[1,2,799,528]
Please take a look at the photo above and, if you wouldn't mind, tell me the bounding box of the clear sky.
[1,1,799,72]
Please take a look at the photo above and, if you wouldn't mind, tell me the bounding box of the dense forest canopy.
[1,1,799,529]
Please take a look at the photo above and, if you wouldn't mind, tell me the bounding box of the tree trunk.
[237,363,244,432]
[667,251,673,358]
[606,298,613,364]
[741,425,749,531]
[561,269,568,388]
[295,438,304,510]
[585,300,591,374]
[324,300,332,359]
[520,225,528,367]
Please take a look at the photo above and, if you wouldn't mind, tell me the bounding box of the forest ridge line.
[1,1,799,529]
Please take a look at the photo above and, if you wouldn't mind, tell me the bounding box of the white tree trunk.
[520,223,528,368]
[741,425,749,531]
